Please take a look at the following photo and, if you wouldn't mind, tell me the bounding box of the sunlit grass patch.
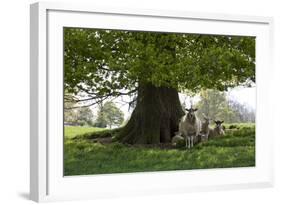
[64,126,105,139]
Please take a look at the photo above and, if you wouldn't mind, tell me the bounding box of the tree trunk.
[117,83,185,144]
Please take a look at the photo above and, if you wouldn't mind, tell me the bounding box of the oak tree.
[64,28,255,144]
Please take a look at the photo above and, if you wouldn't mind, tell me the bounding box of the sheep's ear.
[193,108,198,112]
[221,121,224,124]
[185,108,190,112]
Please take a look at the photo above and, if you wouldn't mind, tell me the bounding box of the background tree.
[196,89,231,121]
[76,107,94,126]
[196,89,255,123]
[64,101,94,126]
[64,28,255,144]
[94,101,124,128]
[64,101,78,125]
[228,99,255,123]
[93,103,107,128]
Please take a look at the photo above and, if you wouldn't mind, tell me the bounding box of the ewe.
[209,120,225,138]
[179,108,201,149]
[200,115,212,141]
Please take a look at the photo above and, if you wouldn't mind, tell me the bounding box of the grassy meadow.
[64,124,255,176]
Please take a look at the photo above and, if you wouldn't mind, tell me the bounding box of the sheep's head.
[214,120,224,129]
[203,114,212,125]
[185,108,198,121]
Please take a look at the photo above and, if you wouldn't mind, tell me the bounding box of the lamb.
[209,120,225,138]
[179,107,201,149]
[200,114,212,141]
[171,132,184,146]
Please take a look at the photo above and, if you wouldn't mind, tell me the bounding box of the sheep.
[209,120,225,138]
[200,114,212,141]
[171,132,184,146]
[179,107,201,149]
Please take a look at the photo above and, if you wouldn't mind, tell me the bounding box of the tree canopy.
[64,28,255,106]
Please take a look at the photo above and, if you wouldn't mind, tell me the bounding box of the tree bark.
[117,83,185,144]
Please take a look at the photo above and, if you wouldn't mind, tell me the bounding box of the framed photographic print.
[30,2,274,202]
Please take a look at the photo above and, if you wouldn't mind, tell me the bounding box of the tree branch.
[64,89,138,109]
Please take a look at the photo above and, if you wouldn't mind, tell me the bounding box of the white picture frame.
[30,1,274,202]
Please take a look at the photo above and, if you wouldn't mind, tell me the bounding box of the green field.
[64,124,255,176]
[64,126,105,139]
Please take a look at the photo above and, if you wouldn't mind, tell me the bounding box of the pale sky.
[227,86,256,110]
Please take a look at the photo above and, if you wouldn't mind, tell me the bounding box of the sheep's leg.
[185,136,188,148]
[188,137,191,149]
[191,136,194,148]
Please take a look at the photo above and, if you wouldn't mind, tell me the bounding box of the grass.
[64,123,255,176]
[64,126,105,139]
[72,127,122,141]
[223,122,255,129]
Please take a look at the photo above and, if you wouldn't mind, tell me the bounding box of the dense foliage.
[64,28,255,105]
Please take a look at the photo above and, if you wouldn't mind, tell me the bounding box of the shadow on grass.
[64,124,255,176]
